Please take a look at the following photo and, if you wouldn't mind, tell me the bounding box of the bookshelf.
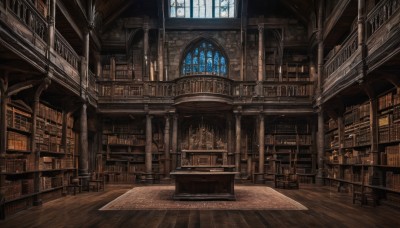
[1,100,78,218]
[324,88,400,197]
[101,117,163,183]
[264,118,315,184]
[101,56,133,81]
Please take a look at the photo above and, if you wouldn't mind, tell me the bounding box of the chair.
[275,173,299,189]
[352,166,379,206]
[88,172,105,192]
[67,176,82,195]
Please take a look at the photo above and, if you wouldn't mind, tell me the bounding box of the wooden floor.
[1,183,400,228]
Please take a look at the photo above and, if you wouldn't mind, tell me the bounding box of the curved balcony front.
[174,75,233,111]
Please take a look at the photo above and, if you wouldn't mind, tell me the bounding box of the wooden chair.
[275,173,299,189]
[67,176,82,195]
[352,166,379,206]
[88,172,105,192]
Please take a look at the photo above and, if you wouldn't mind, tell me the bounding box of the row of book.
[384,145,400,166]
[7,106,31,132]
[103,122,145,135]
[0,158,35,173]
[344,102,370,125]
[7,131,30,151]
[378,89,400,111]
[1,179,34,201]
[38,156,74,170]
[38,103,63,124]
[40,176,63,191]
[386,172,400,190]
[105,134,146,146]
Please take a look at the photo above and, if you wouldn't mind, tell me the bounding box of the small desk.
[170,171,237,200]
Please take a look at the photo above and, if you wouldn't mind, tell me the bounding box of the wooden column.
[258,115,265,176]
[257,24,264,96]
[158,29,164,81]
[317,0,324,96]
[143,23,150,80]
[316,107,325,185]
[357,0,365,49]
[227,115,233,165]
[145,114,153,179]
[79,103,89,178]
[61,111,68,153]
[235,114,241,177]
[32,78,51,205]
[171,114,178,171]
[164,115,170,178]
[337,116,344,155]
[369,98,378,165]
[82,28,90,89]
[0,79,7,155]
[48,0,56,49]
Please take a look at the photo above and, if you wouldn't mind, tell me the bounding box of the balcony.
[322,31,362,101]
[366,0,400,72]
[0,0,83,93]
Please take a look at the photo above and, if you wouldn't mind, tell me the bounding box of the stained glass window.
[181,40,228,76]
[170,0,236,18]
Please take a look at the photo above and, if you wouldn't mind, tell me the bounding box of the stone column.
[158,29,164,81]
[143,24,149,80]
[164,115,170,178]
[316,107,325,185]
[227,115,233,166]
[145,114,153,180]
[171,114,178,171]
[257,24,265,96]
[79,103,89,179]
[235,114,241,178]
[258,115,265,176]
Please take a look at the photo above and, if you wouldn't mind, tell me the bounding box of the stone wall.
[165,30,242,80]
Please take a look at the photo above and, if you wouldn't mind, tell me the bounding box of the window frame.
[169,0,237,19]
[181,39,229,77]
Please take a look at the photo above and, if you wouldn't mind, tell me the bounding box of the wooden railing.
[54,30,79,69]
[97,77,314,102]
[324,31,358,80]
[262,83,313,98]
[7,0,47,41]
[174,75,232,97]
[367,0,400,36]
[233,82,256,97]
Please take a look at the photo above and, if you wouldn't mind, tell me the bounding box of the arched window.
[182,40,228,76]
[170,0,236,18]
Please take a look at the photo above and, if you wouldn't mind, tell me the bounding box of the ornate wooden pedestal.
[170,171,237,200]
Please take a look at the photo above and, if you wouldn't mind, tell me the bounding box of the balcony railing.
[7,0,47,41]
[54,30,79,70]
[175,75,232,97]
[367,0,400,36]
[97,77,314,103]
[324,31,358,80]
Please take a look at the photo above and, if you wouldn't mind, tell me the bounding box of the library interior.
[1,0,400,227]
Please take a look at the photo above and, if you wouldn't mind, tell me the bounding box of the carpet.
[99,186,307,210]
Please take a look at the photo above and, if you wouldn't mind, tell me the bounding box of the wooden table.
[170,171,237,200]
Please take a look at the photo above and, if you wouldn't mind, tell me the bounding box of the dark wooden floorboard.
[1,184,400,228]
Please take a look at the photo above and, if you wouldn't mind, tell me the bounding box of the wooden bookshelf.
[1,100,78,218]
[264,118,315,184]
[324,88,400,197]
[101,117,163,184]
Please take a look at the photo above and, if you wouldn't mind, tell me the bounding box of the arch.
[180,38,229,77]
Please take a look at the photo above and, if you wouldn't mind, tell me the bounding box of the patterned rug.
[99,186,307,210]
